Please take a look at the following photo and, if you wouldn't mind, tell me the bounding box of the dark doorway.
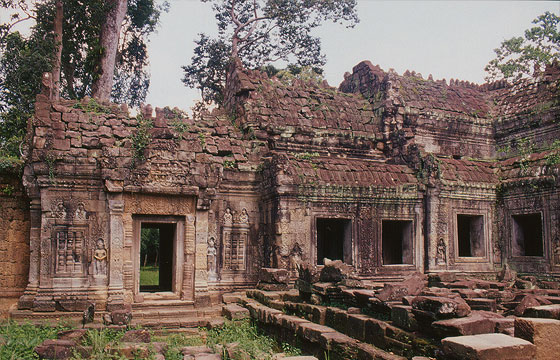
[382,220,413,265]
[316,218,352,265]
[457,215,485,257]
[140,222,175,292]
[512,214,543,256]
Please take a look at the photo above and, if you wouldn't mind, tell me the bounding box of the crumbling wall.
[339,61,496,161]
[0,168,30,299]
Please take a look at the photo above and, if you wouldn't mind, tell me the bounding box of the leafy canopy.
[182,0,358,104]
[485,11,560,81]
[0,0,167,157]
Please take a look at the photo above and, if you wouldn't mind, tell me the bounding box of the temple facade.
[1,60,559,312]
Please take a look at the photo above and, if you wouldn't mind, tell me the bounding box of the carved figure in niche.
[74,203,87,220]
[93,238,107,276]
[223,208,233,227]
[239,208,249,225]
[53,201,67,219]
[207,237,217,280]
[290,243,303,271]
[436,238,446,265]
[554,237,560,265]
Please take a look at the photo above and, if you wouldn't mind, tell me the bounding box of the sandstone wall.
[0,168,30,298]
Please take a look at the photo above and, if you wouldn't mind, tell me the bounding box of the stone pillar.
[181,214,196,301]
[194,209,210,306]
[18,198,41,309]
[107,194,125,311]
[425,185,442,271]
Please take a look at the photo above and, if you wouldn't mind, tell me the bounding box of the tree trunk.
[51,0,63,100]
[92,0,128,102]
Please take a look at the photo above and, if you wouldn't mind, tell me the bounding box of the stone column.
[181,214,196,301]
[107,194,125,311]
[18,198,41,309]
[425,185,442,271]
[194,209,210,306]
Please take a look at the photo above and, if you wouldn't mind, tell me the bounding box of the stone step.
[441,333,536,360]
[132,305,222,319]
[130,315,225,329]
[131,299,195,310]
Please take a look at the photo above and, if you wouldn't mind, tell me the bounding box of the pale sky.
[145,0,559,112]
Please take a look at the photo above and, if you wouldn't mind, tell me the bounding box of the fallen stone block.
[110,309,132,325]
[515,317,560,360]
[524,304,560,319]
[376,273,426,302]
[259,268,289,284]
[35,339,75,360]
[122,329,150,343]
[319,259,352,282]
[222,303,250,320]
[514,294,551,316]
[355,341,406,360]
[182,345,213,356]
[440,333,536,360]
[466,298,497,312]
[432,312,497,338]
[412,295,471,319]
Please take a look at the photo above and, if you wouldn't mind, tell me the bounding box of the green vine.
[130,114,153,161]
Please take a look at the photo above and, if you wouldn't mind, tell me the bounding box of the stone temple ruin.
[1,59,560,358]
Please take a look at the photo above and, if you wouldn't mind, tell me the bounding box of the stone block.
[111,309,132,325]
[122,329,150,343]
[432,313,496,338]
[441,333,536,360]
[411,296,471,319]
[222,303,250,320]
[296,322,335,343]
[35,339,75,359]
[376,273,426,302]
[466,298,497,312]
[524,304,560,319]
[391,305,418,331]
[514,317,560,360]
[346,313,369,341]
[364,318,388,348]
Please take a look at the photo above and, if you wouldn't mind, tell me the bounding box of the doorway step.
[131,300,222,329]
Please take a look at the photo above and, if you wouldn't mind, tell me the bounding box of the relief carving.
[74,202,87,220]
[52,201,67,219]
[207,237,217,280]
[93,238,107,276]
[436,238,447,265]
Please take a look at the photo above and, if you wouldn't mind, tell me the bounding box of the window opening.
[512,214,543,256]
[382,220,413,265]
[316,218,352,265]
[457,215,485,257]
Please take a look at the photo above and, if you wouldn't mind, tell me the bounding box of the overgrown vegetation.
[130,114,153,161]
[207,319,301,359]
[0,321,72,360]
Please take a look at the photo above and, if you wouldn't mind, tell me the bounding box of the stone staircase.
[131,300,223,329]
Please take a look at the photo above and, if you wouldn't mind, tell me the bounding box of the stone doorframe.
[132,215,185,301]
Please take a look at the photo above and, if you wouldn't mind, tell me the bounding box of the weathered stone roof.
[438,157,497,184]
[281,154,417,187]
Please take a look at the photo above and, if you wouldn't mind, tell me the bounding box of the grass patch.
[207,319,301,359]
[140,266,159,286]
[0,320,72,360]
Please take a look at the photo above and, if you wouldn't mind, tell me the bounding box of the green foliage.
[1,184,15,195]
[485,11,560,81]
[74,328,128,360]
[0,0,167,157]
[73,98,112,115]
[223,159,236,169]
[0,320,71,360]
[0,29,54,157]
[207,320,278,359]
[293,151,320,160]
[182,0,358,104]
[130,114,153,161]
[155,332,205,360]
[140,227,159,266]
[140,265,159,286]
